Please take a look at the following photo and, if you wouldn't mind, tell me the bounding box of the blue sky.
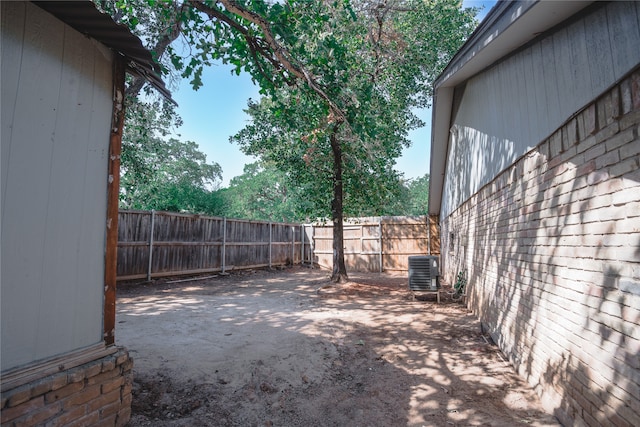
[171,1,496,187]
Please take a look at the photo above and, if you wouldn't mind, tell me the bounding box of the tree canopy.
[102,0,478,281]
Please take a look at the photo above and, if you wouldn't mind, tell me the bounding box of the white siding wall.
[1,2,113,371]
[441,1,640,218]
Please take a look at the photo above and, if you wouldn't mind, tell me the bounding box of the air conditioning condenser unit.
[408,255,440,302]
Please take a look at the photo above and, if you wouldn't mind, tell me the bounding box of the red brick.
[95,414,118,427]
[66,411,100,427]
[67,370,85,384]
[30,378,54,398]
[14,401,62,427]
[86,368,120,386]
[7,386,32,407]
[101,377,124,395]
[581,410,600,427]
[63,384,101,408]
[605,127,635,153]
[100,400,121,419]
[619,109,640,132]
[619,139,640,162]
[609,156,638,178]
[50,373,68,391]
[582,143,606,162]
[121,380,132,397]
[576,134,598,157]
[45,382,84,404]
[0,396,44,424]
[121,392,132,409]
[87,389,121,414]
[115,352,128,366]
[102,358,116,373]
[43,404,87,427]
[597,91,613,129]
[120,358,133,372]
[608,412,634,427]
[85,362,103,379]
[550,131,563,157]
[116,407,131,427]
[587,169,610,186]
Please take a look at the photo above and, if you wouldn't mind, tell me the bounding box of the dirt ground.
[116,266,559,427]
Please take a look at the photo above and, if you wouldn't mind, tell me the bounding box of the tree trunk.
[330,126,348,283]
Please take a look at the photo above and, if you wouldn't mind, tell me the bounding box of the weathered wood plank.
[117,211,306,279]
[606,2,640,82]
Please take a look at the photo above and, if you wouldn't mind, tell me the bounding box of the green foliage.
[453,269,467,300]
[405,174,430,215]
[219,162,312,222]
[231,1,473,224]
[216,164,430,222]
[119,96,225,214]
[102,0,478,279]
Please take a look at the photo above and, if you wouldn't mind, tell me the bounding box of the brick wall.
[441,68,640,426]
[1,347,132,427]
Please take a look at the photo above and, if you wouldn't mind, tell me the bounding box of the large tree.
[104,0,477,282]
[119,96,224,214]
[226,0,476,281]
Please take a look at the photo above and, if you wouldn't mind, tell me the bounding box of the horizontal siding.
[442,1,640,218]
[1,2,112,371]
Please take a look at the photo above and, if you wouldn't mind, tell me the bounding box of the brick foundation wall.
[1,347,132,427]
[441,69,640,426]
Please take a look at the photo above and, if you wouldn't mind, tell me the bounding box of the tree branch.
[189,0,347,124]
[127,1,186,96]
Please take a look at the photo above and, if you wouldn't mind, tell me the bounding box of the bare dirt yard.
[116,266,559,427]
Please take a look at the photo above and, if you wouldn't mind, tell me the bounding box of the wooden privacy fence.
[117,212,440,280]
[117,210,310,281]
[309,216,440,273]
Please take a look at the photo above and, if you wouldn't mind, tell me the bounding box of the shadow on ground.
[116,266,559,427]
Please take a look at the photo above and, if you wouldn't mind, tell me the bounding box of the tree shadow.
[441,68,640,425]
[117,268,556,426]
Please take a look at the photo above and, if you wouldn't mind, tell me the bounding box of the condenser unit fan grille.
[408,255,439,291]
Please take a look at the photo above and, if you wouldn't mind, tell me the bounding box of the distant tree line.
[119,97,431,221]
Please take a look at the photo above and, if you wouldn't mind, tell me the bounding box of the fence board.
[117,212,440,280]
[117,210,306,281]
[309,215,440,273]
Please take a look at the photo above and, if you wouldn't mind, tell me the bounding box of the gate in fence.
[308,216,440,273]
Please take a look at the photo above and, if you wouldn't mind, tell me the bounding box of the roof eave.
[428,0,593,216]
[33,0,175,104]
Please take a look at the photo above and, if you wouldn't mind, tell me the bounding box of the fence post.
[222,217,227,273]
[427,215,431,256]
[147,210,155,281]
[378,218,383,273]
[291,225,295,265]
[311,224,315,267]
[269,222,272,269]
[300,225,305,264]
